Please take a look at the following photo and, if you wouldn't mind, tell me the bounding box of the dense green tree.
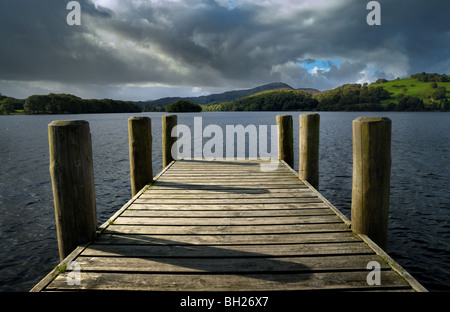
[411,72,450,82]
[441,99,450,111]
[166,100,202,112]
[375,78,388,84]
[314,84,390,111]
[0,98,15,114]
[433,86,447,100]
[23,93,141,114]
[210,89,318,112]
[142,104,167,112]
[24,95,48,114]
[398,96,425,111]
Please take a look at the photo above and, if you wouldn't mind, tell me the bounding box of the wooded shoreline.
[2,73,449,115]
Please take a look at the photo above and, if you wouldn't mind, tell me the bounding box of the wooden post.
[276,115,294,168]
[48,120,97,261]
[162,115,178,168]
[299,113,320,189]
[351,117,391,250]
[128,117,153,197]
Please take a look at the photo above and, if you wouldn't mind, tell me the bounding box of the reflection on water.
[0,112,449,291]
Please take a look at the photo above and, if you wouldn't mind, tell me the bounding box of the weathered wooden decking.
[32,159,426,292]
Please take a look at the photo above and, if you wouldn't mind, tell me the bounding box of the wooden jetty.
[31,115,427,292]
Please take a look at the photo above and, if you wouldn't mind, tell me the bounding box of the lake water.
[0,111,449,292]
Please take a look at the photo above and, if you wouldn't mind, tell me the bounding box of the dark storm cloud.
[0,0,116,82]
[380,0,450,74]
[0,0,449,99]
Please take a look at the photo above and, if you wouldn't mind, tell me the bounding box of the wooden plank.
[167,167,287,172]
[134,198,324,205]
[74,254,391,273]
[153,180,303,186]
[149,183,308,190]
[170,161,274,166]
[162,169,293,174]
[156,176,301,181]
[127,203,330,210]
[280,160,352,227]
[141,191,317,199]
[139,191,318,199]
[104,223,352,235]
[161,166,293,171]
[166,161,286,166]
[161,161,281,166]
[81,242,372,258]
[121,208,335,217]
[112,215,344,226]
[142,188,312,194]
[94,232,361,245]
[136,196,320,202]
[151,184,307,189]
[157,172,301,179]
[46,271,412,291]
[161,172,296,177]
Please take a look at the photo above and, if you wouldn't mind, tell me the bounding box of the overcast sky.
[0,0,449,101]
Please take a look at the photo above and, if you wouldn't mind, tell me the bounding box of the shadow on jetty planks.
[31,159,426,292]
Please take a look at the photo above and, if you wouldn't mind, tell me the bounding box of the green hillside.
[138,82,297,111]
[369,73,450,109]
[203,89,318,112]
[313,84,391,111]
[202,74,450,112]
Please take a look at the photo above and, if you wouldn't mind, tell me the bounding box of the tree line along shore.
[142,73,450,113]
[1,73,449,115]
[0,93,141,115]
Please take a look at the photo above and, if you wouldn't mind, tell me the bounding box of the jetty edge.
[31,114,427,292]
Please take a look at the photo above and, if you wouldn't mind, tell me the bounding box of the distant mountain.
[136,82,320,111]
[192,82,294,105]
[203,73,450,112]
[296,88,321,96]
[203,89,319,112]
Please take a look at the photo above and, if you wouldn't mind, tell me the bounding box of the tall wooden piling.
[48,120,97,261]
[128,117,153,197]
[351,117,391,250]
[162,115,178,168]
[299,113,320,189]
[276,115,294,168]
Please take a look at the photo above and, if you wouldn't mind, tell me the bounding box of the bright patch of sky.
[300,60,342,75]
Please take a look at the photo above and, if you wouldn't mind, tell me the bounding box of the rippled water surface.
[0,112,449,291]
